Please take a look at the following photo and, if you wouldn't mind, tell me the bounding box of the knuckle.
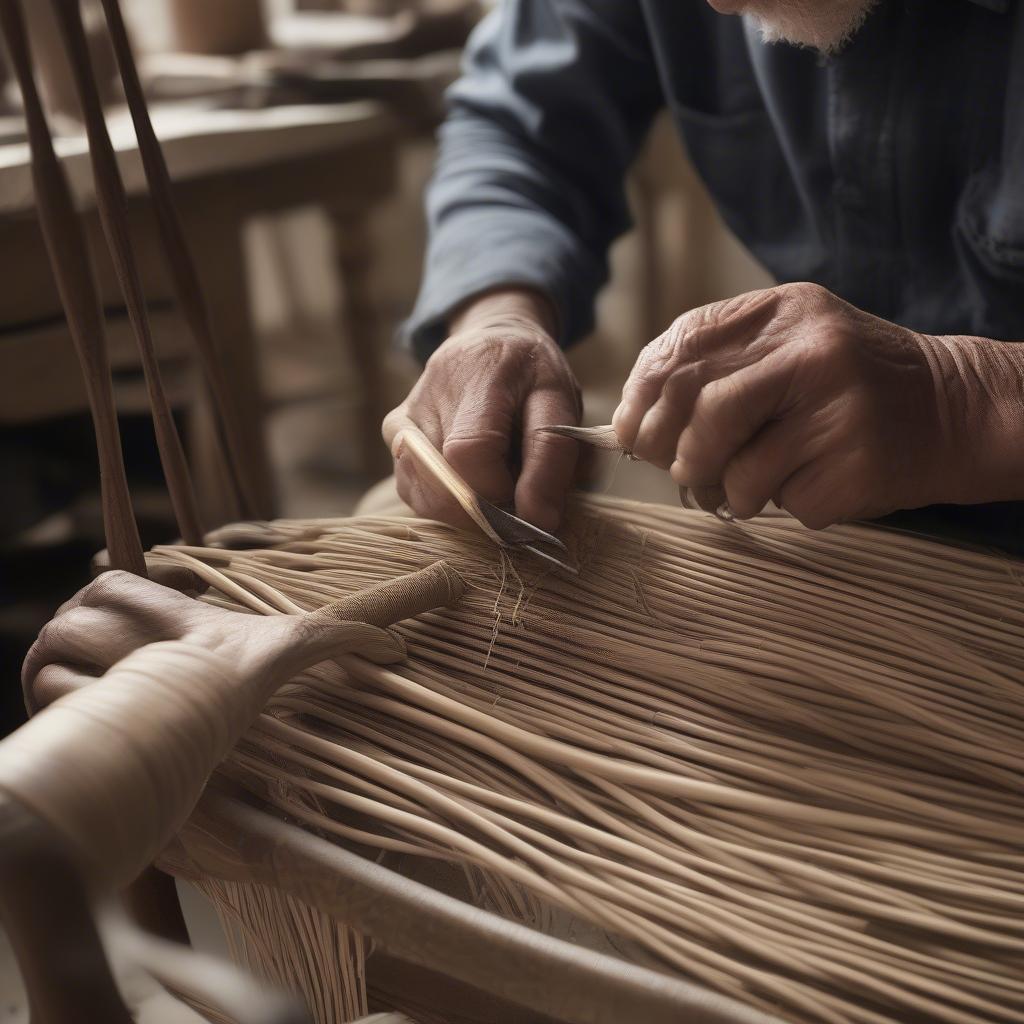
[662,367,697,403]
[778,281,831,308]
[35,606,85,651]
[802,326,859,373]
[699,374,737,408]
[32,620,58,653]
[634,324,689,382]
[537,373,583,418]
[672,438,718,485]
[53,592,84,618]
[678,455,719,488]
[85,570,134,605]
[422,340,457,370]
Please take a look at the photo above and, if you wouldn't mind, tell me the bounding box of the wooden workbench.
[0,99,401,523]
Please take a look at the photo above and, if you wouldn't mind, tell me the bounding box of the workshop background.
[0,0,770,743]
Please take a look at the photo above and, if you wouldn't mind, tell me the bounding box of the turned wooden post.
[0,794,133,1024]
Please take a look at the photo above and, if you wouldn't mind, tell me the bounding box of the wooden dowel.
[49,0,204,546]
[0,0,145,576]
[0,795,134,1024]
[98,0,259,520]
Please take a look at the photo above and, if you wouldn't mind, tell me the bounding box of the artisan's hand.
[383,288,582,533]
[22,570,405,712]
[613,283,1024,528]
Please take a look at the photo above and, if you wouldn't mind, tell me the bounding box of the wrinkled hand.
[22,570,405,713]
[613,283,1024,528]
[383,290,581,533]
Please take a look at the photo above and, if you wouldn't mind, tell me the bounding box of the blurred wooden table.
[0,100,401,525]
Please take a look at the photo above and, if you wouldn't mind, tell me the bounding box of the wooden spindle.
[49,0,205,546]
[98,0,260,520]
[0,0,145,576]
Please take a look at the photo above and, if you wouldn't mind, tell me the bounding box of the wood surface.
[100,0,259,520]
[51,0,204,546]
[163,789,778,1024]
[0,101,397,217]
[0,0,145,575]
[0,793,134,1024]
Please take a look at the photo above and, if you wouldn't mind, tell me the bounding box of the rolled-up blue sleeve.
[402,0,663,361]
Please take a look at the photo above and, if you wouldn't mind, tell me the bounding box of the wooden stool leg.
[124,866,190,946]
[183,209,276,526]
[328,207,392,482]
[0,797,133,1024]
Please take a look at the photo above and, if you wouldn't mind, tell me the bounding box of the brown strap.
[49,0,204,546]
[98,0,259,520]
[0,0,145,576]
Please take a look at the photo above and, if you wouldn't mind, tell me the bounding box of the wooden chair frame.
[0,4,1007,1024]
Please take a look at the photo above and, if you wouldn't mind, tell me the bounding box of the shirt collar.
[966,0,1010,12]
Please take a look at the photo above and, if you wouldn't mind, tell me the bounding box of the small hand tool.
[475,500,578,575]
[396,425,578,575]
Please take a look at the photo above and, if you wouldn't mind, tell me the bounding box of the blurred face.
[706,0,878,53]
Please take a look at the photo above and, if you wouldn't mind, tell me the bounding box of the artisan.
[383,0,1024,551]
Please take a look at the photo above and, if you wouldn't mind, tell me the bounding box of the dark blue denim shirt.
[406,0,1023,549]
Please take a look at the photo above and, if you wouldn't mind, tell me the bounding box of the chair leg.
[123,866,190,947]
[328,206,393,482]
[0,795,133,1024]
[183,209,276,527]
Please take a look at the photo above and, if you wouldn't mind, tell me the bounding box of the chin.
[743,0,878,54]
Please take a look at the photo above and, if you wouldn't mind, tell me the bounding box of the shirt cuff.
[398,207,604,362]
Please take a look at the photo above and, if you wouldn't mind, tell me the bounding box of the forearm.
[402,0,662,360]
[408,106,618,359]
[921,334,1024,503]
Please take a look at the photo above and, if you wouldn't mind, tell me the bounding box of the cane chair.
[0,4,1022,1024]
